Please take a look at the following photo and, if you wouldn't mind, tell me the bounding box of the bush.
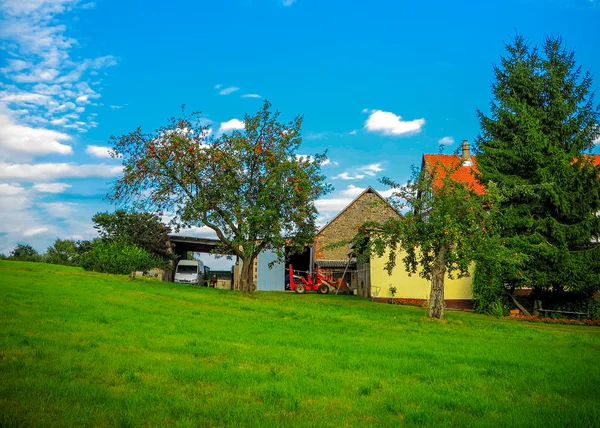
[8,244,42,262]
[79,240,161,275]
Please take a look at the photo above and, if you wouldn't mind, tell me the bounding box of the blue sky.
[1,0,599,268]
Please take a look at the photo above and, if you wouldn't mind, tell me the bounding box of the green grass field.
[1,261,599,427]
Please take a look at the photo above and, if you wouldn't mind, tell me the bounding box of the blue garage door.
[257,250,285,291]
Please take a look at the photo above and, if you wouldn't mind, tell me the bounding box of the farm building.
[367,141,480,308]
[314,187,401,296]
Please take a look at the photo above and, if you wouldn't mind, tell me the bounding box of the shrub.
[79,240,161,275]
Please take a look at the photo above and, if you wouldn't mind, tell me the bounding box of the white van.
[174,260,206,285]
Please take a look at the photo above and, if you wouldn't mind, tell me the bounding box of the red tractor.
[288,265,351,294]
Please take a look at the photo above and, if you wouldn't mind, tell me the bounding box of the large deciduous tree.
[475,35,600,303]
[354,164,495,319]
[109,101,331,293]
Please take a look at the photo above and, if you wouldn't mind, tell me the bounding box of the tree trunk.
[429,247,447,319]
[239,256,255,293]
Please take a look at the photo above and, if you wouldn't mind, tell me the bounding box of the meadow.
[1,261,599,427]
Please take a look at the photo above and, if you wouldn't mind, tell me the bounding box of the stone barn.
[314,187,401,296]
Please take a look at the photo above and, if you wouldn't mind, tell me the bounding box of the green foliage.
[1,261,600,427]
[79,240,160,275]
[8,244,42,262]
[109,100,331,292]
[43,238,79,266]
[354,163,496,318]
[0,253,6,260]
[92,210,172,261]
[475,34,600,297]
[490,301,506,319]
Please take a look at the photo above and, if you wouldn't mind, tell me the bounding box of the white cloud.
[438,136,455,145]
[333,172,365,180]
[282,0,296,5]
[241,94,261,98]
[594,137,600,145]
[218,86,240,96]
[1,92,53,105]
[0,183,25,196]
[41,202,76,218]
[340,185,364,198]
[0,0,116,143]
[349,130,357,135]
[218,118,245,133]
[23,227,49,237]
[339,185,396,199]
[315,198,353,213]
[33,182,71,193]
[364,110,425,136]
[358,163,383,176]
[110,104,125,109]
[0,162,123,181]
[0,111,73,160]
[86,145,112,158]
[305,132,328,140]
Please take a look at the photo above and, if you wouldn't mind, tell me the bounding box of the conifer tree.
[475,35,600,303]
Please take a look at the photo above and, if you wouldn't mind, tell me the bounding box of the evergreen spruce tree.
[475,35,600,305]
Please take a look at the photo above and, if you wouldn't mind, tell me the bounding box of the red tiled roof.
[422,154,485,195]
[422,154,600,195]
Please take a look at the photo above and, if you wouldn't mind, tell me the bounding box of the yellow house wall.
[369,251,473,300]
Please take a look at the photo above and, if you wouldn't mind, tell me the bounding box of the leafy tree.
[44,238,79,266]
[79,240,159,275]
[108,101,331,292]
[92,210,172,261]
[9,244,42,262]
[475,35,600,303]
[354,164,495,319]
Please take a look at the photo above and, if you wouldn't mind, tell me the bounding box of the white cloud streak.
[358,163,384,176]
[0,162,123,181]
[241,94,261,98]
[0,110,73,160]
[33,182,71,193]
[218,86,240,96]
[333,172,365,180]
[85,145,112,158]
[23,227,49,237]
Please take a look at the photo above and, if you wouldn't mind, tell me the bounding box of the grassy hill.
[1,261,599,427]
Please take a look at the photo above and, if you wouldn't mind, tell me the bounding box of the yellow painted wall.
[369,251,473,300]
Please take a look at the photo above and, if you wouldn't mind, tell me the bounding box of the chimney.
[461,139,472,166]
